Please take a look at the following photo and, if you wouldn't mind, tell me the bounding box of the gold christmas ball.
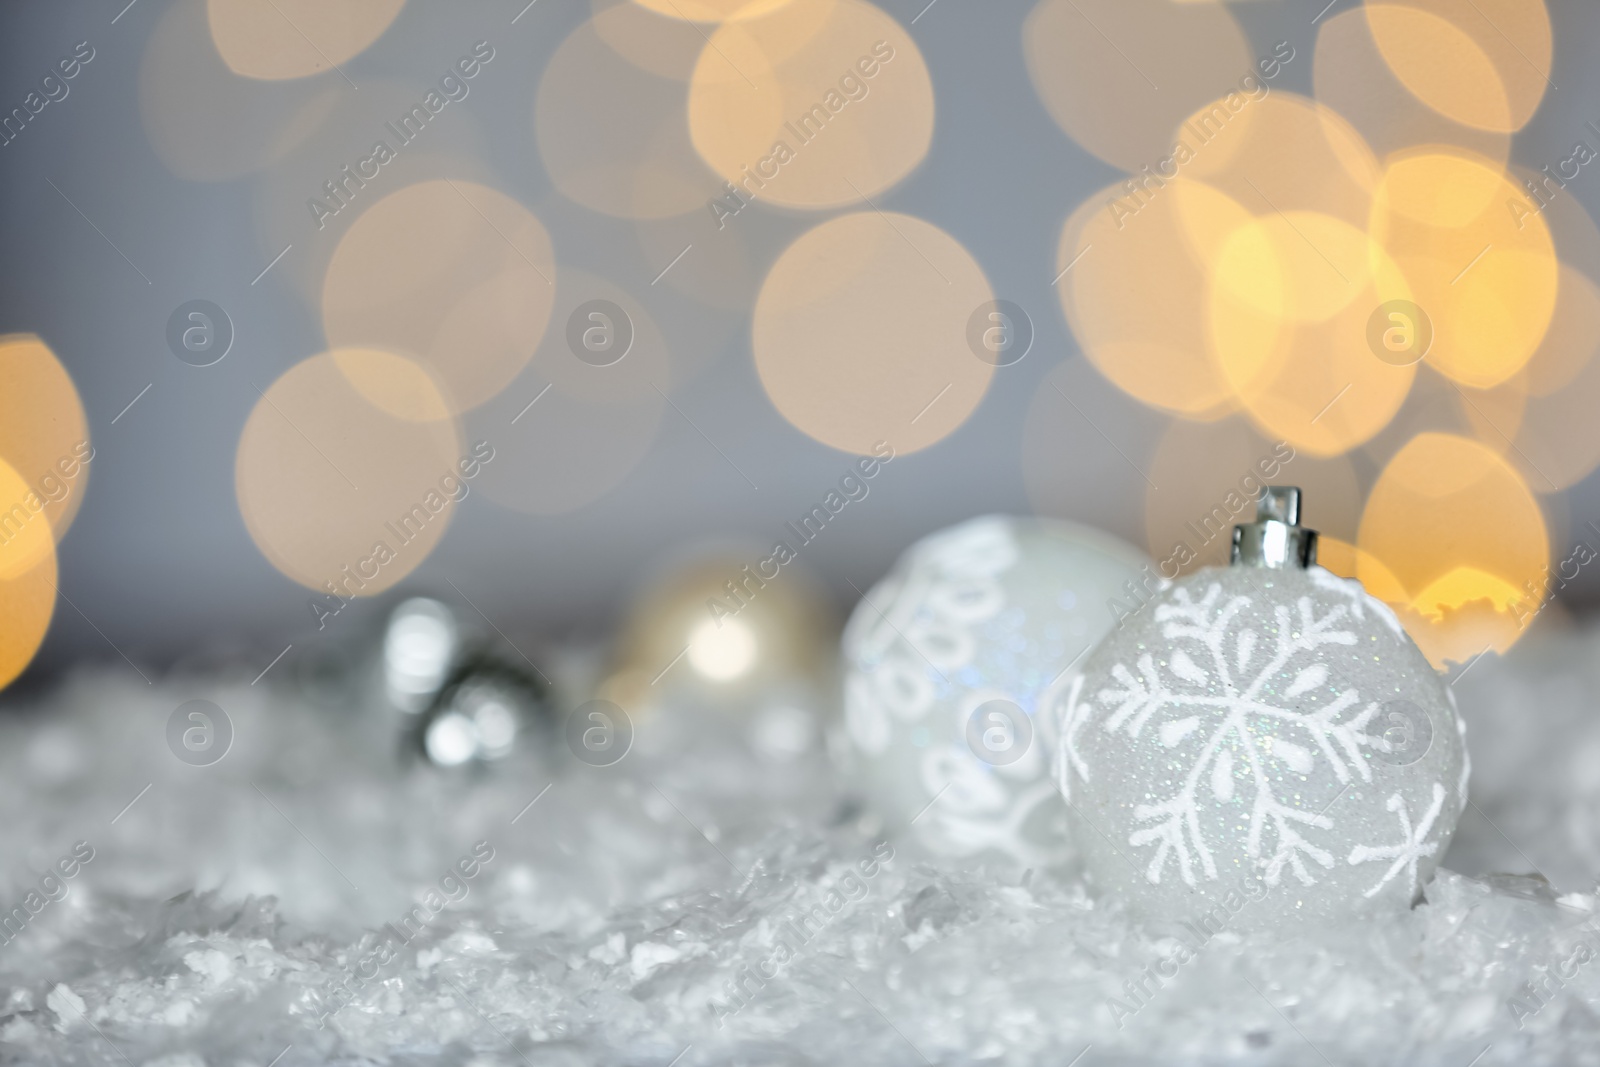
[601,550,836,715]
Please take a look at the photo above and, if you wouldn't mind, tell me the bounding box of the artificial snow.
[1,626,1599,1066]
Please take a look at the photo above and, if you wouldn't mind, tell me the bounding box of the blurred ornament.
[378,597,552,769]
[601,553,836,717]
[414,653,550,769]
[1062,488,1468,927]
[383,596,461,714]
[840,516,1150,865]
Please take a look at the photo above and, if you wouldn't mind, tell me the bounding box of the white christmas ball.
[1061,563,1469,927]
[841,515,1150,865]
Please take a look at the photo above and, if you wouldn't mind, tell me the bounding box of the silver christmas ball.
[1061,490,1468,927]
[841,515,1150,864]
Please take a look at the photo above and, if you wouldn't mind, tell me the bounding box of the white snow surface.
[3,628,1600,1066]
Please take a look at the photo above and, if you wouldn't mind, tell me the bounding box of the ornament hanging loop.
[1231,486,1318,569]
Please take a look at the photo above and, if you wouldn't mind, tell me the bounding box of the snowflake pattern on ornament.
[843,519,1017,757]
[1347,783,1446,899]
[842,517,1148,866]
[1067,581,1443,889]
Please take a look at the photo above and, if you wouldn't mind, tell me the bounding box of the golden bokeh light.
[1358,365,1491,470]
[1058,178,1252,419]
[141,0,340,182]
[1524,266,1600,398]
[1481,267,1600,492]
[0,335,91,544]
[1371,148,1558,389]
[236,350,463,595]
[753,211,992,456]
[1210,213,1418,455]
[592,0,721,79]
[1174,93,1380,229]
[469,269,670,516]
[1539,172,1600,284]
[0,457,56,691]
[322,179,556,415]
[1449,178,1600,483]
[688,0,933,210]
[0,452,59,583]
[242,75,495,323]
[1359,432,1548,667]
[1314,8,1511,170]
[1452,373,1529,465]
[1317,535,1410,605]
[206,0,404,81]
[1145,417,1361,575]
[1364,0,1551,134]
[1024,0,1253,173]
[538,17,722,220]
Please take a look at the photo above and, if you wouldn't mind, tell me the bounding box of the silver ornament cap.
[1231,486,1318,570]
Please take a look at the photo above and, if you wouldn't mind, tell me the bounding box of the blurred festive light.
[383,597,460,714]
[0,335,91,544]
[242,75,495,327]
[592,0,717,79]
[1370,148,1558,389]
[1453,372,1529,465]
[235,349,463,596]
[1359,432,1548,667]
[1212,212,1382,324]
[467,267,669,516]
[537,17,720,220]
[141,0,339,182]
[0,457,56,692]
[1314,8,1511,169]
[1356,364,1480,470]
[1522,266,1600,399]
[322,180,556,415]
[206,0,405,81]
[1364,0,1551,134]
[1023,0,1252,173]
[1143,417,1361,576]
[1174,93,1380,230]
[0,453,58,584]
[686,616,759,681]
[688,0,933,210]
[1316,534,1410,606]
[423,710,478,767]
[1486,267,1600,492]
[1057,178,1251,419]
[1210,212,1418,455]
[753,211,992,456]
[1533,166,1600,284]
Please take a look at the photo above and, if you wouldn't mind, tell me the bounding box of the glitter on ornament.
[1063,488,1468,926]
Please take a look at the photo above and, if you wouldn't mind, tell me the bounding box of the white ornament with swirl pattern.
[1061,488,1468,927]
[840,515,1149,865]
